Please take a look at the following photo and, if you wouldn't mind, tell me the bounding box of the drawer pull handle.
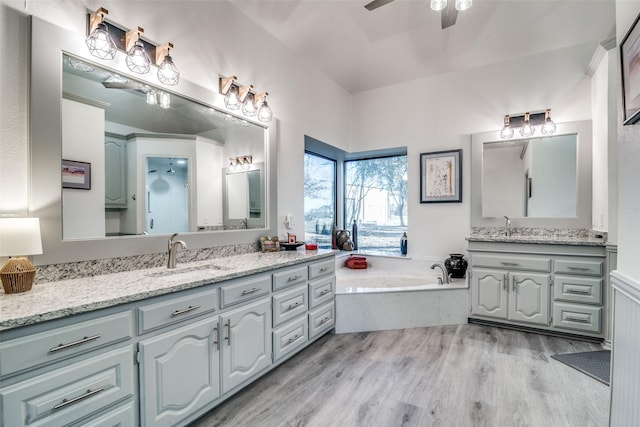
[319,316,332,325]
[49,335,101,353]
[287,301,302,310]
[566,289,590,295]
[213,326,220,351]
[53,387,105,410]
[568,267,591,271]
[565,316,590,323]
[288,275,302,282]
[501,262,520,267]
[171,305,202,317]
[242,287,262,295]
[319,289,331,296]
[287,334,300,344]
[319,267,328,272]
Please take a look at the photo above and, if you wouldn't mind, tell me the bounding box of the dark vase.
[444,254,468,279]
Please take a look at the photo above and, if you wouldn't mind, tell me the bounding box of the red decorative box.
[305,243,318,250]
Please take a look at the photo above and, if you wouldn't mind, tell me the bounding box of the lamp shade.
[0,218,43,257]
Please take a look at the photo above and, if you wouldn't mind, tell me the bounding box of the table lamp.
[0,218,43,294]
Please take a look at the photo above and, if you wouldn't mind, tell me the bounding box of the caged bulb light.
[500,115,514,139]
[430,0,447,11]
[86,12,117,60]
[156,43,180,86]
[519,112,535,137]
[455,0,472,11]
[125,28,151,74]
[540,108,556,135]
[224,85,242,110]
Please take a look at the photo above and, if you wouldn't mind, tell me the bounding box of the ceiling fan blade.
[364,0,395,11]
[441,1,458,29]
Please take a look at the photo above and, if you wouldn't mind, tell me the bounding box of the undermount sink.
[147,264,227,280]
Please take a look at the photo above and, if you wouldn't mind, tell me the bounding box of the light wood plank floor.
[190,324,609,427]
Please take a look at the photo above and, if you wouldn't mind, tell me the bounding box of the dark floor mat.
[551,350,610,385]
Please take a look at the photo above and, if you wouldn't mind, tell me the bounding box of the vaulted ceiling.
[228,0,616,93]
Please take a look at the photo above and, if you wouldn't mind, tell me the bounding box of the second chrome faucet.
[167,233,187,269]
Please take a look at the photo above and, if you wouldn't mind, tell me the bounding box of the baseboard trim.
[467,318,604,343]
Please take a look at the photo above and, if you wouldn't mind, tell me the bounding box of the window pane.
[304,152,336,248]
[345,155,407,254]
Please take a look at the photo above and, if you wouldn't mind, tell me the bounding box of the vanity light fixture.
[85,7,117,60]
[500,115,514,139]
[540,108,557,135]
[156,42,180,86]
[455,0,472,11]
[255,92,273,123]
[239,85,257,117]
[520,112,535,137]
[0,217,43,294]
[220,75,241,110]
[125,27,151,74]
[430,0,447,11]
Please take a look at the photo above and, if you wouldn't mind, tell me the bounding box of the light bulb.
[541,109,556,135]
[455,0,472,11]
[126,40,151,74]
[257,100,273,123]
[225,85,241,110]
[430,0,447,11]
[500,115,514,139]
[86,22,117,60]
[242,93,257,117]
[157,53,180,86]
[520,112,535,137]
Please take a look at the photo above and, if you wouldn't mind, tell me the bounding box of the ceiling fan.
[364,0,464,30]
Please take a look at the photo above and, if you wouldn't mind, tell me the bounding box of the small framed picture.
[419,149,462,203]
[288,234,297,243]
[62,159,91,190]
[620,12,640,125]
[260,236,280,252]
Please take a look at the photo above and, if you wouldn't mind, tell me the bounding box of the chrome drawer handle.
[565,316,590,323]
[242,287,262,295]
[287,334,300,344]
[49,335,101,353]
[319,316,332,325]
[568,267,591,271]
[53,387,105,410]
[566,289,590,295]
[171,305,202,317]
[288,275,302,282]
[225,320,231,346]
[287,301,302,310]
[319,289,331,296]
[501,262,520,267]
[319,267,328,272]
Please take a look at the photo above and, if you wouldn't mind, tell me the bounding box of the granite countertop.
[466,227,606,246]
[0,250,336,331]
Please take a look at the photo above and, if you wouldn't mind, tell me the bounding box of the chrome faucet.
[504,215,512,237]
[167,233,187,269]
[430,263,450,284]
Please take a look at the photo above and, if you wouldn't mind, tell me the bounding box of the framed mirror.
[30,17,277,264]
[470,120,592,229]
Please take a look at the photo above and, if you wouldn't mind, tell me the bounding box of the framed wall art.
[621,12,640,125]
[420,149,462,203]
[62,159,91,190]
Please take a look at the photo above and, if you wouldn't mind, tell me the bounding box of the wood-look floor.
[190,324,609,427]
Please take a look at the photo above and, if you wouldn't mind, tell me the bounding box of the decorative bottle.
[352,219,358,251]
[331,223,337,250]
[400,232,408,255]
[444,254,468,278]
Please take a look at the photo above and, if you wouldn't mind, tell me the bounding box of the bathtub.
[334,254,469,333]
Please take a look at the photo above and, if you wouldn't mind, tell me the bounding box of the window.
[304,152,336,248]
[345,155,407,254]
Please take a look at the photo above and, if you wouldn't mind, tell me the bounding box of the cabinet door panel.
[221,299,272,394]
[139,318,220,427]
[470,269,508,319]
[509,273,550,325]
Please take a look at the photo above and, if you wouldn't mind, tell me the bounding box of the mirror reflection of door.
[146,157,189,234]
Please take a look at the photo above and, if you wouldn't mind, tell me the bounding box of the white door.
[471,268,508,319]
[508,273,551,325]
[146,157,189,234]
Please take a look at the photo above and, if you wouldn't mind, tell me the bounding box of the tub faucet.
[504,215,512,237]
[430,263,450,284]
[167,233,187,269]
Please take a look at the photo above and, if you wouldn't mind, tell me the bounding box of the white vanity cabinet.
[104,133,127,209]
[468,241,605,338]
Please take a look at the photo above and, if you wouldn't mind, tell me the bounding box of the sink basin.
[147,264,227,281]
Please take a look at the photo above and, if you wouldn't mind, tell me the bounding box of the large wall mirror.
[471,120,592,229]
[30,18,277,264]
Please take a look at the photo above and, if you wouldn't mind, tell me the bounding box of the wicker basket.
[1,257,36,294]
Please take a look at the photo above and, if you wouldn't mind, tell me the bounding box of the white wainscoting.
[609,271,640,427]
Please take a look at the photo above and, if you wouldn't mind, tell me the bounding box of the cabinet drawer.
[553,303,601,334]
[309,302,335,339]
[0,346,134,427]
[309,259,335,280]
[138,287,218,334]
[82,402,135,427]
[273,285,308,327]
[0,312,132,377]
[472,254,551,272]
[273,316,308,362]
[554,276,603,305]
[221,275,271,308]
[309,276,335,309]
[554,258,603,277]
[272,265,308,291]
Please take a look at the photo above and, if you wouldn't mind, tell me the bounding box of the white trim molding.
[611,270,640,305]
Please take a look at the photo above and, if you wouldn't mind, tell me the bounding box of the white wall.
[351,44,594,259]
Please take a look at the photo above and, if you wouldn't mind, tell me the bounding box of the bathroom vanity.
[0,251,336,427]
[466,232,607,340]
